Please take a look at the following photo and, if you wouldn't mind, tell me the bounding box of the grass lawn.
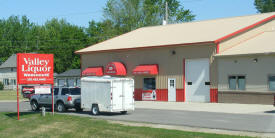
[0,90,27,100]
[0,112,253,138]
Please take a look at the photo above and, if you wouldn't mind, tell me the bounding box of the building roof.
[76,12,275,54]
[0,54,17,68]
[56,69,80,77]
[217,31,275,57]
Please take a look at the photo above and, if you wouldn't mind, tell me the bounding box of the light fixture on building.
[172,50,176,55]
[234,60,238,63]
[253,58,258,63]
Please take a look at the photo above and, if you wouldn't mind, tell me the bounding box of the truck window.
[54,88,59,95]
[61,88,69,95]
[69,88,81,95]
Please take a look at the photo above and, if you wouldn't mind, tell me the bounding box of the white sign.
[35,86,51,94]
[142,90,157,101]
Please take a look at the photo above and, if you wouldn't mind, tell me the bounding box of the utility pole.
[163,1,168,25]
[165,1,168,24]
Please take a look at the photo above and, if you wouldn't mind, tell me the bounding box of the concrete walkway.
[135,101,275,114]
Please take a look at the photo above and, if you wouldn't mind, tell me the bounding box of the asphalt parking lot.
[1,101,275,134]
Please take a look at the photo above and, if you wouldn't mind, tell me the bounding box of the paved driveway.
[1,101,275,133]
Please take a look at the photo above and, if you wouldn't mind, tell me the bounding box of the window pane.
[238,76,246,90]
[67,79,75,87]
[69,88,81,95]
[61,88,69,95]
[269,76,275,91]
[228,76,236,90]
[58,79,65,87]
[143,78,156,90]
[76,79,80,87]
[54,88,59,95]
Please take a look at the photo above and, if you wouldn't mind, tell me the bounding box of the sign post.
[17,53,54,120]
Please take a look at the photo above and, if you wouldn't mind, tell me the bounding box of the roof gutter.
[215,51,275,58]
[214,14,275,54]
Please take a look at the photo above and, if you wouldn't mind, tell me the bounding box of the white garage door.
[185,58,210,102]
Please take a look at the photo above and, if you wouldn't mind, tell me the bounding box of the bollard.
[41,107,46,117]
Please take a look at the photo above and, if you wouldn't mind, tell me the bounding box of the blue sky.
[0,0,258,27]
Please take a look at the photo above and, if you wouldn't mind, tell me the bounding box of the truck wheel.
[120,111,127,115]
[91,105,100,115]
[31,100,39,111]
[56,102,65,112]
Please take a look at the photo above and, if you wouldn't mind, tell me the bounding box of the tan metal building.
[217,26,275,104]
[76,12,275,104]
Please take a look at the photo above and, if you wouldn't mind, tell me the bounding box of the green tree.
[255,0,275,13]
[0,16,35,62]
[86,20,120,44]
[38,18,89,73]
[103,0,195,34]
[0,16,89,73]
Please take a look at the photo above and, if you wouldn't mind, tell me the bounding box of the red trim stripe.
[216,42,220,54]
[215,14,275,43]
[183,59,186,102]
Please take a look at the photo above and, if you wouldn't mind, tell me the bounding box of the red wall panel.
[176,89,185,102]
[134,89,143,101]
[135,89,186,102]
[156,89,168,101]
[210,88,218,103]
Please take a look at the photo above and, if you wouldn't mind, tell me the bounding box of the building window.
[11,79,16,85]
[228,75,246,90]
[268,76,275,91]
[58,79,65,87]
[3,79,9,85]
[76,78,80,87]
[67,79,75,87]
[143,78,156,90]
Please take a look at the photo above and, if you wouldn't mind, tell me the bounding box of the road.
[1,101,275,133]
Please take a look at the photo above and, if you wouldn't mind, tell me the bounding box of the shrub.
[0,82,3,90]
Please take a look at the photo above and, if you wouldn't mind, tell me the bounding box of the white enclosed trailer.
[81,76,135,115]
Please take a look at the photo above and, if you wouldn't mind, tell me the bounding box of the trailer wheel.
[91,105,100,115]
[120,111,127,115]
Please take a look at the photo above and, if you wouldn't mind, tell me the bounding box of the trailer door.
[112,81,123,110]
[122,80,134,110]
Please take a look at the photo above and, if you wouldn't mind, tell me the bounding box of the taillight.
[67,96,72,101]
[111,93,112,100]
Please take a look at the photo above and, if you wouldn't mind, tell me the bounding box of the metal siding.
[218,55,275,92]
[82,44,217,91]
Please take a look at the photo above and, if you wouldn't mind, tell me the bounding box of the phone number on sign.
[27,78,46,81]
